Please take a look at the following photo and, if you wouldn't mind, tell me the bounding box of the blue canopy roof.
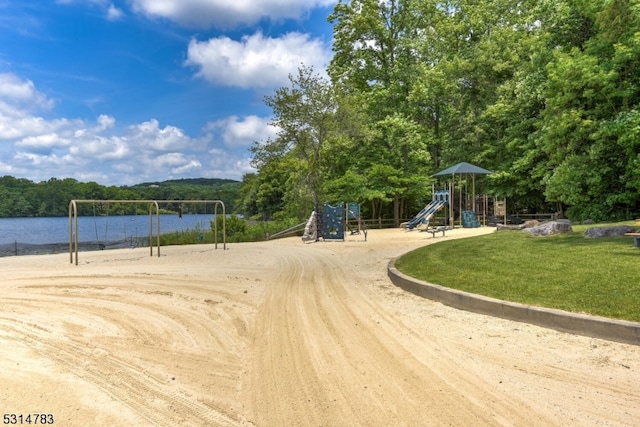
[432,162,492,176]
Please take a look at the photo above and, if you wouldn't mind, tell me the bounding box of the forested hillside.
[240,0,640,223]
[0,176,241,217]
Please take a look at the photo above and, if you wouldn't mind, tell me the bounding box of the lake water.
[0,214,216,245]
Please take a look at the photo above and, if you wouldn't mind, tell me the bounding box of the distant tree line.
[0,176,241,218]
[238,0,640,224]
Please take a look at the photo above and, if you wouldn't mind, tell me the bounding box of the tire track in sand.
[0,318,238,427]
[245,243,558,426]
[0,273,245,427]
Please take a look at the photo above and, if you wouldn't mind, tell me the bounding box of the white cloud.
[129,119,192,152]
[206,148,255,179]
[95,114,115,131]
[0,160,14,174]
[0,109,261,184]
[0,73,266,184]
[130,0,336,29]
[186,31,330,89]
[13,151,69,168]
[155,153,202,174]
[0,74,70,140]
[0,112,264,184]
[0,73,55,111]
[15,134,70,152]
[107,4,124,20]
[206,115,279,148]
[68,135,130,161]
[0,114,76,140]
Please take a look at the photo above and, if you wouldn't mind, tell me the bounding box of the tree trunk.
[393,194,400,227]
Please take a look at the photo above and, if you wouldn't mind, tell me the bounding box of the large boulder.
[496,220,540,231]
[584,225,635,238]
[522,220,573,236]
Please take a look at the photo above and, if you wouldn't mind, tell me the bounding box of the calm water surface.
[0,214,215,245]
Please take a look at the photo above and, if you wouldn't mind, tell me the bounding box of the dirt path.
[1,228,638,426]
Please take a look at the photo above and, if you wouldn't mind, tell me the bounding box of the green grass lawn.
[394,222,640,322]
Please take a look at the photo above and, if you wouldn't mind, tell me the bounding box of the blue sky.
[0,0,336,185]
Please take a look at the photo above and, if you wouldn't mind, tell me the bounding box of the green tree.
[329,0,432,223]
[536,0,640,220]
[252,65,339,219]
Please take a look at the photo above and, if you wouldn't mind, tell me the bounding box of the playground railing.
[267,221,307,240]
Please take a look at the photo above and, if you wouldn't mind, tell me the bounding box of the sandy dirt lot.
[1,227,638,426]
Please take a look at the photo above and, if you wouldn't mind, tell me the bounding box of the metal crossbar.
[69,199,226,265]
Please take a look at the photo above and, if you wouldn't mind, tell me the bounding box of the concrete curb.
[387,259,640,346]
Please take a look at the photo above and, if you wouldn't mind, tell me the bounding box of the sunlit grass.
[394,222,640,322]
[158,218,303,244]
[159,225,216,245]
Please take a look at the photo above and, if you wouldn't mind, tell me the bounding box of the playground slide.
[404,200,446,230]
[414,201,445,230]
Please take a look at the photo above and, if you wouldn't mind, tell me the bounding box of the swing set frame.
[69,199,226,265]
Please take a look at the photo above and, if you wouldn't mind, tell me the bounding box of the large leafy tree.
[536,0,640,220]
[251,66,339,219]
[445,0,556,210]
[324,107,432,220]
[329,0,432,223]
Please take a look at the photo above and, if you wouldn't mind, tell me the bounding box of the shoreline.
[0,240,144,257]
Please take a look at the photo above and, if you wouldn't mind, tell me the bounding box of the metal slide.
[404,199,446,230]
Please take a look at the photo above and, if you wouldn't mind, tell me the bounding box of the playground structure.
[456,193,527,227]
[296,202,367,242]
[69,199,226,265]
[322,202,345,240]
[404,190,449,230]
[346,202,367,238]
[431,162,493,228]
[265,201,369,242]
[318,202,367,242]
[405,161,506,230]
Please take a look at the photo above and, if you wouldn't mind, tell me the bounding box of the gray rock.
[496,220,540,231]
[523,221,573,236]
[584,225,635,238]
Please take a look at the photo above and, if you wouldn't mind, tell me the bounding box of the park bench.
[422,226,447,238]
[625,232,640,247]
